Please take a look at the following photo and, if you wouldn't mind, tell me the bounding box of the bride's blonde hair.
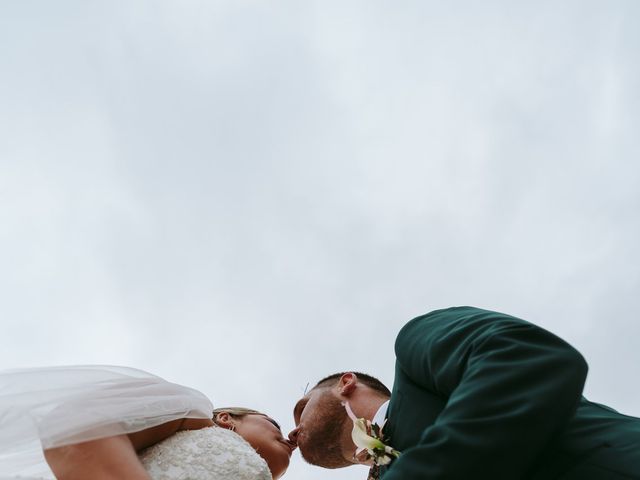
[212,407,264,425]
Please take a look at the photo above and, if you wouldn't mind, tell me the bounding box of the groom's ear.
[338,372,358,396]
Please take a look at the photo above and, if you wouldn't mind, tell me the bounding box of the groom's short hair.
[313,372,391,397]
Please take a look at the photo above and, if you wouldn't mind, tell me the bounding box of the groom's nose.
[288,427,299,445]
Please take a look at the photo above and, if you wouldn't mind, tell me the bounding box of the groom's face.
[290,387,351,468]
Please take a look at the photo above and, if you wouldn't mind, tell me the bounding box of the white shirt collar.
[372,400,390,426]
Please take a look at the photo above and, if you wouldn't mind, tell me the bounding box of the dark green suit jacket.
[381,307,640,479]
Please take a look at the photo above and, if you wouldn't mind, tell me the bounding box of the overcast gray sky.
[1,1,639,479]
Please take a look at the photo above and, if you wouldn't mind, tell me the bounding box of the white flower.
[342,401,400,466]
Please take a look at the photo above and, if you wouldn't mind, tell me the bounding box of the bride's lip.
[280,439,297,454]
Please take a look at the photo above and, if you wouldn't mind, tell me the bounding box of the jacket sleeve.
[383,307,588,479]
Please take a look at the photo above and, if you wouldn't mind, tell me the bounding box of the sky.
[1,1,639,479]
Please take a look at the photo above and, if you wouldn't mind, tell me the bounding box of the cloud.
[1,2,638,478]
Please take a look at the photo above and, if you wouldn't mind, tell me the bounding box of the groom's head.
[288,372,390,468]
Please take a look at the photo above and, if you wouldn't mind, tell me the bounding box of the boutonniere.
[342,401,400,469]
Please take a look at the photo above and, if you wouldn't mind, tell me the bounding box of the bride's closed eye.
[266,417,282,431]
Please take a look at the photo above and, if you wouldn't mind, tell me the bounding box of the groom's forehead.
[293,396,307,417]
[293,393,313,421]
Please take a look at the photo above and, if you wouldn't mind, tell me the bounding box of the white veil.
[0,365,214,479]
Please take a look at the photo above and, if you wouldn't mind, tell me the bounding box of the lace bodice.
[139,426,272,480]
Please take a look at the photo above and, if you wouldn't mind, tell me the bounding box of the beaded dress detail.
[139,427,272,480]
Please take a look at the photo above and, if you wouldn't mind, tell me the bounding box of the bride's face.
[234,414,296,479]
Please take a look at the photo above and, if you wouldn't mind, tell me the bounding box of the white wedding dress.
[139,426,272,480]
[0,366,271,480]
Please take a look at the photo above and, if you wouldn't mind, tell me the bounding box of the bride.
[0,365,296,480]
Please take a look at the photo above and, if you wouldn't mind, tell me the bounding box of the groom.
[289,306,640,479]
